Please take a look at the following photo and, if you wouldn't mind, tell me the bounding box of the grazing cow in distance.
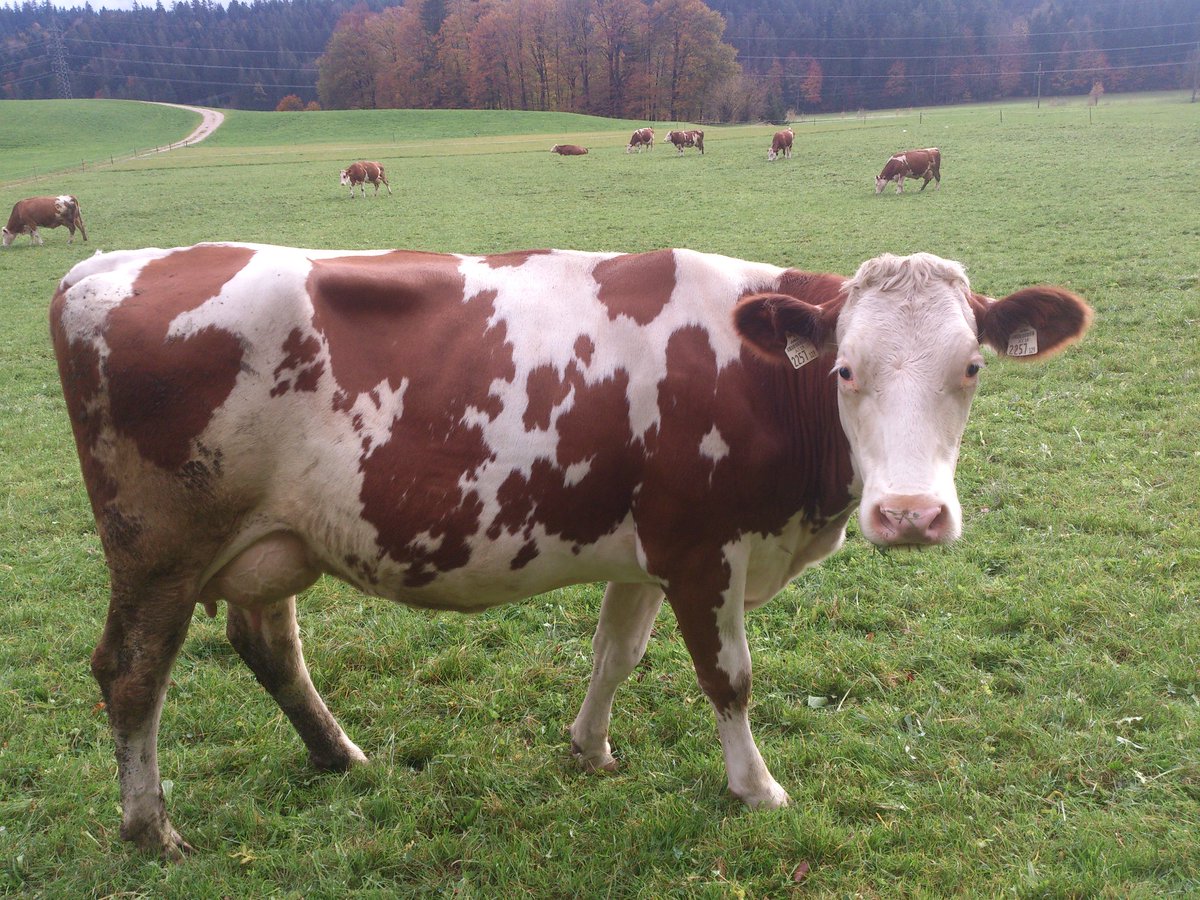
[626,127,654,153]
[768,128,794,161]
[3,195,87,246]
[876,148,941,194]
[551,144,589,155]
[52,243,1091,860]
[339,161,392,198]
[667,129,704,155]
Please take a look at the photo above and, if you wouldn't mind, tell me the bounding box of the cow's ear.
[734,293,839,364]
[970,287,1092,360]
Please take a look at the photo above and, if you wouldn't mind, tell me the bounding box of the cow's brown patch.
[523,364,573,431]
[510,540,539,570]
[307,252,517,583]
[105,245,254,471]
[594,250,676,325]
[574,335,595,365]
[482,249,553,269]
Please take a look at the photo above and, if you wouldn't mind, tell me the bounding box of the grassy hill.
[0,99,200,182]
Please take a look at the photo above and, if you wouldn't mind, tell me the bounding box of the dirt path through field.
[142,102,225,152]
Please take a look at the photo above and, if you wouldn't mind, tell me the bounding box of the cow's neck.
[755,352,856,528]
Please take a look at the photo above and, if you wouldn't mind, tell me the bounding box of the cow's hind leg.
[225,595,368,772]
[570,581,664,771]
[91,577,196,860]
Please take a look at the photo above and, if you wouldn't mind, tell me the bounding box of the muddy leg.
[91,581,196,860]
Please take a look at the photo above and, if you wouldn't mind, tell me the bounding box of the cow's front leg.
[895,177,905,194]
[668,568,788,809]
[31,227,43,245]
[91,578,196,860]
[226,595,367,772]
[570,581,664,771]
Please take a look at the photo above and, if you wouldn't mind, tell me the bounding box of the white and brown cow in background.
[3,195,87,246]
[876,147,941,194]
[551,144,589,155]
[667,129,704,155]
[626,127,655,153]
[768,128,794,161]
[339,161,392,198]
[52,243,1091,859]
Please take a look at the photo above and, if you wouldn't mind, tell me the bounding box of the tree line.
[1,0,1195,116]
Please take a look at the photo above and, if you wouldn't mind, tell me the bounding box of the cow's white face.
[874,175,888,194]
[1,227,13,247]
[339,170,351,186]
[834,253,983,545]
[768,149,778,161]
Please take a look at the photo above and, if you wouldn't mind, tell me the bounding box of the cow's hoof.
[732,782,790,810]
[570,739,618,773]
[309,741,369,772]
[123,820,194,862]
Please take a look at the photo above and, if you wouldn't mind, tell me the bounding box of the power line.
[66,53,317,77]
[750,57,1193,81]
[722,15,1199,42]
[737,40,1196,64]
[64,36,324,57]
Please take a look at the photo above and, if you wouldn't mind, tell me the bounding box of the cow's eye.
[837,366,853,381]
[966,363,982,378]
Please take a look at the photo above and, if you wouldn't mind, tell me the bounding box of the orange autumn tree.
[318,0,747,121]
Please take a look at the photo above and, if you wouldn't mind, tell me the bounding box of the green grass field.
[1,94,1197,897]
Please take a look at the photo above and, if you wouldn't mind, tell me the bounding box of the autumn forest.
[1,0,1197,119]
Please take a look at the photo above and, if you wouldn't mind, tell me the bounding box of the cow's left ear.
[970,286,1093,359]
[734,293,840,365]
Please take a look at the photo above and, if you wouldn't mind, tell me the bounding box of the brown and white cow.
[767,128,793,161]
[3,195,87,246]
[339,161,392,198]
[667,129,704,155]
[52,244,1090,859]
[876,147,941,194]
[626,127,654,153]
[551,144,589,156]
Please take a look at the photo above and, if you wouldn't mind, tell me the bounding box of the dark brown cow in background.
[626,127,654,153]
[768,128,794,161]
[551,144,589,155]
[667,130,704,155]
[3,195,87,246]
[876,148,941,194]
[339,161,392,198]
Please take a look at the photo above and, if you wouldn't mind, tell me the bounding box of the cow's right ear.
[734,293,839,364]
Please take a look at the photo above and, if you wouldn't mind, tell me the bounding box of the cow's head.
[1,227,13,247]
[339,169,351,186]
[874,174,889,194]
[734,252,1091,548]
[768,148,778,162]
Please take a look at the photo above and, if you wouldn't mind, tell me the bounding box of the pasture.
[1,93,1198,896]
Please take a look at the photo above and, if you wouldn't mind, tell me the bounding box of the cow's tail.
[70,196,88,242]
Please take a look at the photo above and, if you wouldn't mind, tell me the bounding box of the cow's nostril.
[871,500,950,545]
